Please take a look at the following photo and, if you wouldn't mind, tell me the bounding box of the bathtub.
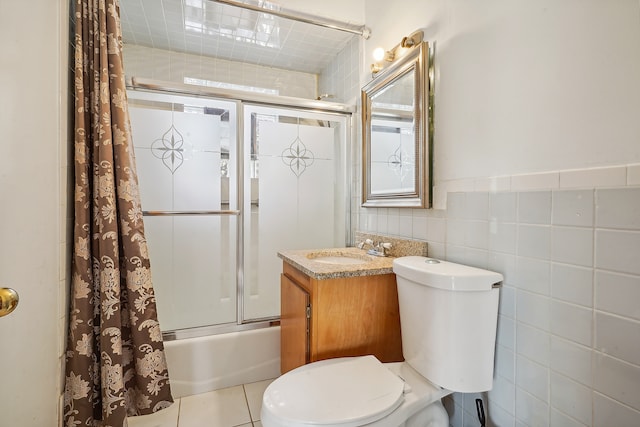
[163,326,281,398]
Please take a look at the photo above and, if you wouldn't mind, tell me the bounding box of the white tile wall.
[517,225,551,260]
[476,176,512,192]
[518,191,551,225]
[595,230,640,275]
[465,192,489,220]
[317,35,362,104]
[593,353,640,411]
[593,393,640,427]
[552,190,594,227]
[595,312,640,366]
[495,346,515,382]
[628,164,640,185]
[511,172,559,191]
[123,44,318,99]
[497,283,516,317]
[515,257,551,295]
[489,222,517,255]
[516,388,549,427]
[551,263,593,307]
[551,227,593,267]
[517,291,550,332]
[356,179,640,426]
[550,408,587,427]
[497,315,516,351]
[550,336,592,387]
[550,300,592,347]
[550,373,592,426]
[490,398,517,427]
[446,218,465,246]
[516,323,549,366]
[559,166,627,189]
[595,187,640,230]
[595,271,640,321]
[491,192,518,223]
[516,356,548,402]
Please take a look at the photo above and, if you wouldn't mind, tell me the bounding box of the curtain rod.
[208,0,371,39]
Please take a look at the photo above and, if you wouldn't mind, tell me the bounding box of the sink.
[311,256,369,265]
[306,250,371,265]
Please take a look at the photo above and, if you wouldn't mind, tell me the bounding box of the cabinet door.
[314,274,403,363]
[280,274,310,374]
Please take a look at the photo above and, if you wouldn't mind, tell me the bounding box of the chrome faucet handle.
[357,238,374,249]
[365,241,392,256]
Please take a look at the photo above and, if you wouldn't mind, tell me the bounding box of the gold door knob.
[0,287,19,317]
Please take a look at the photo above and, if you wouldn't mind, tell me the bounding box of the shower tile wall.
[317,35,362,104]
[123,44,317,99]
[359,184,640,427]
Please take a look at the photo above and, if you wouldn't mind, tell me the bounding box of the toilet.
[261,256,503,427]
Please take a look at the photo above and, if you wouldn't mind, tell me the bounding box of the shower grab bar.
[142,210,240,216]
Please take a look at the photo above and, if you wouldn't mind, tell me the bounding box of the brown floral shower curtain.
[64,0,173,426]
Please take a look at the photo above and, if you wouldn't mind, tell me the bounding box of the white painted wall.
[0,0,68,424]
[364,0,640,183]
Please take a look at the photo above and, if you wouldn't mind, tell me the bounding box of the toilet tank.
[392,256,503,393]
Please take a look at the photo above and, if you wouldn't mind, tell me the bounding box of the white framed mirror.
[361,41,431,208]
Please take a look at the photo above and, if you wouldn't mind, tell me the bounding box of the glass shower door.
[128,90,238,331]
[127,89,351,333]
[242,105,349,321]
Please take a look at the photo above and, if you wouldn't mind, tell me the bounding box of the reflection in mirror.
[362,41,430,208]
[370,70,415,197]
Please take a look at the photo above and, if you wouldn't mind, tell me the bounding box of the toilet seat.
[262,356,405,427]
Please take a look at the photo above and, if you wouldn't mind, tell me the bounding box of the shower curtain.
[63,0,173,426]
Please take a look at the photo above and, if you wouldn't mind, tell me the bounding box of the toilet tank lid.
[393,256,503,291]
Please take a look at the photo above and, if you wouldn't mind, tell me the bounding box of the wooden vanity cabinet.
[280,262,403,374]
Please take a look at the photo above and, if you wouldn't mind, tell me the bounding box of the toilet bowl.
[261,356,450,427]
[262,257,503,427]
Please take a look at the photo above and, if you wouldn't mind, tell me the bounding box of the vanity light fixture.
[372,47,394,62]
[370,29,424,75]
[372,47,385,62]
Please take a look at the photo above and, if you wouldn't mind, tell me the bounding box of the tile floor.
[127,379,274,427]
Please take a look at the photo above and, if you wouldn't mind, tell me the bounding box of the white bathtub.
[163,326,281,398]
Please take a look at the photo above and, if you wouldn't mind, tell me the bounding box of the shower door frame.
[128,77,354,340]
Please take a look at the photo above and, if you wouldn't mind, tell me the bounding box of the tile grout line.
[175,397,181,427]
[241,384,255,426]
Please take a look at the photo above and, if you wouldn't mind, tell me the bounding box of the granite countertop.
[278,247,395,280]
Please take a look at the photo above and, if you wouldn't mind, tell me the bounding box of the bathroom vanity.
[278,248,404,374]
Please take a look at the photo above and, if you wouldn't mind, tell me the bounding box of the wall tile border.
[433,163,640,210]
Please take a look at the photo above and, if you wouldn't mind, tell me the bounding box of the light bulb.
[372,47,385,62]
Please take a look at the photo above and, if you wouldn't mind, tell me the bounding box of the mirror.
[362,41,431,208]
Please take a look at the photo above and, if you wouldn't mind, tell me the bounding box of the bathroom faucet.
[357,239,392,257]
[357,238,375,250]
[371,242,392,257]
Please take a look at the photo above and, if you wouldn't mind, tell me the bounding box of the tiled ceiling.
[119,0,356,74]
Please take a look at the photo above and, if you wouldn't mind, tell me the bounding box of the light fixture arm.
[371,29,424,75]
[401,30,424,48]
